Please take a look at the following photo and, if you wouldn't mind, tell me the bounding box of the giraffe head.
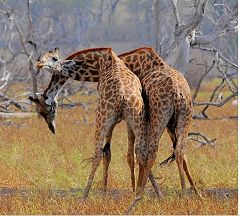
[29,94,58,134]
[36,48,62,73]
[36,48,76,74]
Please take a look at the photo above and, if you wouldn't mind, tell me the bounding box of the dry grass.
[0,79,237,214]
[0,193,237,215]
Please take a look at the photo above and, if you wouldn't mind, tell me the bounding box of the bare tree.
[0,0,237,129]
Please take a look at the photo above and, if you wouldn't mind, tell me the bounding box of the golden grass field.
[0,79,237,214]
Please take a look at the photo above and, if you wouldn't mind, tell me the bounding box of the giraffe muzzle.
[36,62,44,69]
[48,120,56,134]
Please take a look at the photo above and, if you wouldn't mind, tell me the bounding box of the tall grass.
[0,80,237,214]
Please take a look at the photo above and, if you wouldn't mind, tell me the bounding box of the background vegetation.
[0,0,238,214]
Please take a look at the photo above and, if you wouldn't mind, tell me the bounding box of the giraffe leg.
[126,163,145,215]
[102,124,115,192]
[167,127,187,192]
[148,170,163,199]
[130,128,162,214]
[174,142,187,194]
[173,101,201,197]
[127,123,162,197]
[102,142,111,192]
[83,146,102,200]
[83,108,117,200]
[126,123,135,192]
[183,154,202,197]
[127,161,157,214]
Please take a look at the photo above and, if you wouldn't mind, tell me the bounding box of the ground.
[0,79,237,214]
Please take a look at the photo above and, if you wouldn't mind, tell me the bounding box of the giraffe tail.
[159,153,175,167]
[159,91,182,167]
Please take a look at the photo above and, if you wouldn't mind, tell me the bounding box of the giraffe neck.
[119,47,165,80]
[43,48,115,104]
[57,48,115,81]
[43,73,69,104]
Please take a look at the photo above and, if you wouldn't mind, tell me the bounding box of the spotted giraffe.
[30,47,162,200]
[118,47,201,200]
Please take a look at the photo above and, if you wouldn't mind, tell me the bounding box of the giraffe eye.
[52,57,58,62]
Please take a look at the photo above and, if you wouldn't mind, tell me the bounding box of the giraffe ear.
[29,96,39,103]
[55,47,60,53]
[45,97,54,106]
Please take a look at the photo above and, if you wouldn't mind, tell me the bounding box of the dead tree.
[161,0,238,146]
[0,1,39,113]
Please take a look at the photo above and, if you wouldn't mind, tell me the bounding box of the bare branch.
[0,56,10,90]
[188,132,216,147]
[193,6,237,45]
[0,93,27,111]
[12,13,38,97]
[171,0,180,27]
[170,0,208,74]
[192,60,216,101]
[192,46,238,70]
[213,3,231,13]
[200,79,226,117]
[217,63,237,93]
[194,92,237,107]
[175,0,208,38]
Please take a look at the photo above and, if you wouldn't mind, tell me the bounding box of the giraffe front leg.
[182,154,202,197]
[83,108,116,200]
[83,148,102,200]
[102,142,111,192]
[148,170,163,199]
[82,123,104,200]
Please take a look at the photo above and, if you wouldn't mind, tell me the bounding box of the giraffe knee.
[174,148,184,163]
[135,149,147,167]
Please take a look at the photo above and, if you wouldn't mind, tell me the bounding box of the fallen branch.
[0,112,36,118]
[188,132,216,147]
[193,92,237,107]
[0,93,28,111]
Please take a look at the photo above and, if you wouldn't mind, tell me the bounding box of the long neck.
[59,49,114,81]
[43,49,114,101]
[43,73,69,100]
[119,49,165,80]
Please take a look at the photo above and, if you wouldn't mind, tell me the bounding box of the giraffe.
[30,47,162,200]
[32,47,201,197]
[117,47,201,203]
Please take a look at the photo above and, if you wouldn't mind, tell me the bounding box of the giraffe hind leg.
[174,119,201,197]
[127,123,136,192]
[183,154,202,197]
[174,140,187,193]
[166,124,191,194]
[127,124,162,196]
[159,120,177,166]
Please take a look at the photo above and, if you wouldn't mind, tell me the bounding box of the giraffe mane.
[66,47,112,60]
[118,46,155,57]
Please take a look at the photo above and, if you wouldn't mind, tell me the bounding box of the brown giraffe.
[30,47,162,200]
[118,47,201,201]
[32,47,200,197]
